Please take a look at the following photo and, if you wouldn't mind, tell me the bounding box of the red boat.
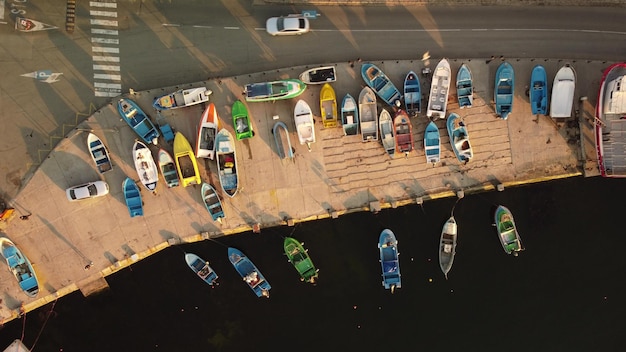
[394,109,414,155]
[595,62,626,177]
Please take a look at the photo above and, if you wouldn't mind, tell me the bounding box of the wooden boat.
[320,83,338,128]
[299,66,336,84]
[0,236,39,297]
[157,148,180,188]
[361,63,402,107]
[133,140,158,192]
[117,98,160,145]
[283,237,319,284]
[272,121,294,160]
[404,71,421,116]
[379,109,395,157]
[228,247,271,298]
[550,64,576,119]
[184,253,218,287]
[439,216,457,279]
[294,99,316,151]
[494,205,524,256]
[244,79,306,102]
[87,132,112,174]
[359,87,378,142]
[232,100,254,140]
[595,62,626,178]
[456,63,473,108]
[424,121,441,164]
[196,103,219,159]
[426,58,451,120]
[494,61,515,119]
[378,229,401,293]
[446,113,473,163]
[394,109,414,154]
[122,177,143,218]
[215,129,238,197]
[341,93,359,136]
[152,87,212,110]
[530,65,548,115]
[201,182,225,222]
[173,132,201,188]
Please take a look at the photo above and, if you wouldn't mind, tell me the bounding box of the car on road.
[266,15,310,36]
[66,181,110,201]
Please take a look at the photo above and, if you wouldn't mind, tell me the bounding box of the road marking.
[91,1,121,97]
[94,73,121,80]
[91,28,118,35]
[92,47,119,53]
[93,64,120,71]
[93,56,120,62]
[90,10,117,18]
[92,37,119,44]
[95,82,122,89]
[224,26,240,30]
[90,1,117,8]
[90,19,118,27]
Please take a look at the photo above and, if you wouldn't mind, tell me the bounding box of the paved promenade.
[0,57,607,323]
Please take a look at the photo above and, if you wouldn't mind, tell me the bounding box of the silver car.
[66,181,110,201]
[266,15,310,36]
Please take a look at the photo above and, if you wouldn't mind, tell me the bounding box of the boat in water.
[216,129,239,197]
[173,132,201,188]
[379,109,395,157]
[299,66,336,84]
[153,87,212,110]
[439,216,457,279]
[320,83,338,128]
[341,93,359,136]
[196,103,219,159]
[133,140,159,192]
[424,121,441,165]
[404,70,421,116]
[361,63,402,107]
[446,113,473,163]
[530,65,548,115]
[272,121,294,160]
[494,61,515,119]
[394,109,414,155]
[550,64,576,120]
[122,177,143,217]
[228,247,271,298]
[185,253,218,287]
[494,205,524,256]
[294,99,316,151]
[378,229,401,293]
[87,132,113,174]
[232,100,254,140]
[201,182,224,222]
[157,148,180,188]
[456,63,473,108]
[426,58,451,120]
[359,87,378,142]
[283,237,319,284]
[595,62,626,178]
[117,98,160,145]
[244,79,306,102]
[0,236,39,297]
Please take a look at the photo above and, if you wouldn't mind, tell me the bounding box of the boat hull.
[87,133,113,174]
[201,182,224,221]
[426,58,451,119]
[196,103,219,159]
[359,87,378,141]
[232,100,254,140]
[174,132,201,188]
[424,121,441,164]
[272,121,294,160]
[228,247,271,298]
[341,94,359,136]
[283,237,319,284]
[378,229,401,292]
[320,83,338,128]
[404,70,421,116]
[153,87,211,110]
[133,140,159,192]
[530,65,548,115]
[216,129,239,197]
[158,148,180,188]
[494,62,515,119]
[299,66,336,84]
[245,79,306,102]
[123,177,143,217]
[447,113,473,163]
[394,109,414,154]
[294,99,316,149]
[361,63,402,107]
[494,205,524,255]
[550,65,576,119]
[0,237,39,297]
[379,109,395,157]
[185,253,218,286]
[456,63,473,108]
[439,216,457,279]
[117,98,160,145]
[595,62,626,178]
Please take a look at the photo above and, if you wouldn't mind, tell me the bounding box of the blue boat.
[184,253,219,287]
[228,247,271,298]
[117,98,160,145]
[404,71,421,116]
[341,93,359,136]
[272,121,294,160]
[378,229,401,293]
[122,177,143,218]
[456,63,473,108]
[201,182,224,222]
[530,65,548,115]
[424,121,440,164]
[447,113,473,163]
[494,62,515,119]
[0,237,39,298]
[215,129,238,197]
[361,63,402,107]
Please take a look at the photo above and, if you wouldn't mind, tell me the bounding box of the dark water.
[1,176,625,351]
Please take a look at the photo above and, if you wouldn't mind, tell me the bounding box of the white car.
[66,181,109,201]
[266,15,310,36]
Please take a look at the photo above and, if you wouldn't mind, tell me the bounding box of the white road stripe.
[91,28,118,35]
[93,56,120,62]
[224,27,239,30]
[92,37,119,44]
[90,19,118,26]
[95,82,122,89]
[94,73,121,80]
[92,47,119,53]
[90,1,117,8]
[90,10,117,18]
[93,65,120,71]
[95,91,120,97]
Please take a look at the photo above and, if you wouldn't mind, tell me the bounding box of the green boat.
[244,79,306,102]
[283,236,319,284]
[232,100,254,140]
[494,205,524,256]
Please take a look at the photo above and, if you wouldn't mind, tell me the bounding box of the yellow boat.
[320,83,338,128]
[173,132,201,187]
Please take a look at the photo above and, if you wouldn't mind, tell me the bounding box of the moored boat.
[299,66,336,84]
[232,100,254,140]
[173,132,201,188]
[456,63,473,108]
[153,87,212,110]
[361,63,402,107]
[394,109,414,155]
[494,205,524,256]
[426,58,451,120]
[341,94,359,136]
[122,177,143,218]
[294,99,316,151]
[439,216,457,279]
[283,237,319,284]
[379,109,395,157]
[133,140,159,192]
[595,62,626,178]
[228,247,271,298]
[424,121,441,164]
[320,83,338,128]
[201,182,225,222]
[359,87,378,142]
[530,65,548,115]
[117,98,160,145]
[185,253,219,287]
[87,132,113,174]
[494,61,515,119]
[244,79,306,102]
[215,129,239,197]
[550,64,576,119]
[157,148,180,188]
[446,113,473,163]
[0,236,39,297]
[404,70,421,116]
[378,229,401,293]
[196,103,219,159]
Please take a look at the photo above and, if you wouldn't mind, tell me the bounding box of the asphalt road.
[0,0,625,200]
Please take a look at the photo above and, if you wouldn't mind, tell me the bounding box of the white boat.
[359,87,378,142]
[196,103,219,159]
[379,109,395,157]
[550,65,576,119]
[426,58,451,120]
[439,216,457,279]
[87,133,113,174]
[133,140,159,192]
[595,62,626,178]
[294,99,315,151]
[153,87,212,110]
[299,66,336,84]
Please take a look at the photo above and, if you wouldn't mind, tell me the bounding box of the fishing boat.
[173,132,201,188]
[394,109,414,154]
[0,237,39,297]
[361,63,402,107]
[87,132,112,174]
[201,182,224,222]
[595,62,626,178]
[122,177,143,218]
[117,98,160,145]
[157,148,180,188]
[184,253,218,287]
[439,216,457,279]
[424,121,441,164]
[494,61,515,119]
[404,70,421,116]
[215,129,239,197]
[550,64,576,119]
[426,58,451,120]
[379,109,395,157]
[283,237,319,284]
[456,63,473,108]
[530,65,548,115]
[228,247,271,298]
[133,140,158,192]
[299,66,336,85]
[294,99,316,151]
[244,79,306,102]
[378,229,401,293]
[341,94,359,136]
[232,100,254,141]
[494,205,524,256]
[320,83,338,128]
[196,103,219,159]
[152,87,212,110]
[272,121,294,160]
[359,87,378,141]
[446,113,473,163]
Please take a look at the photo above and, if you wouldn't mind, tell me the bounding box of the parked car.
[266,15,310,36]
[66,181,109,201]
